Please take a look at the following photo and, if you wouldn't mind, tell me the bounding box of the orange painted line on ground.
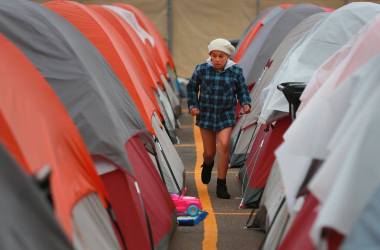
[193,119,218,250]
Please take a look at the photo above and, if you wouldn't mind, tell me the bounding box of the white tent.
[274,6,380,212]
[230,13,327,167]
[258,2,380,124]
[307,55,380,245]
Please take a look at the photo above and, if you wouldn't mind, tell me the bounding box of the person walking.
[187,38,251,199]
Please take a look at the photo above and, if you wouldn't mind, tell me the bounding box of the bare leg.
[200,128,216,164]
[216,127,232,179]
[200,128,216,184]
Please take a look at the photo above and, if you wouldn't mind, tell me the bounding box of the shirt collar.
[206,57,236,72]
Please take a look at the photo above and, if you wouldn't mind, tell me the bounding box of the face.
[210,50,229,71]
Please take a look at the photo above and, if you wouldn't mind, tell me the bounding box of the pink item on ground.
[171,194,202,217]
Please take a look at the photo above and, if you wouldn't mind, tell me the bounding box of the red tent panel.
[249,117,291,189]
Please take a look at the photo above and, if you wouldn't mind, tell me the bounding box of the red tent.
[240,117,291,208]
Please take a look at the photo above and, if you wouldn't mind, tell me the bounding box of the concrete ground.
[169,100,264,250]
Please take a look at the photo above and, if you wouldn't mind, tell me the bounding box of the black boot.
[201,161,214,184]
[216,179,231,199]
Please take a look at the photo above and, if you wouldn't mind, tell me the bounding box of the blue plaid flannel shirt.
[187,61,251,131]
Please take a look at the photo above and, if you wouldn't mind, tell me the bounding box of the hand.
[242,104,251,114]
[190,107,200,116]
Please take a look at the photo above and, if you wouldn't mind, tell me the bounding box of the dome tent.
[0,1,176,249]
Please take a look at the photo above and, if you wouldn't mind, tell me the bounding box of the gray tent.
[230,12,327,168]
[0,144,72,250]
[238,4,325,87]
[0,1,176,249]
[234,5,279,56]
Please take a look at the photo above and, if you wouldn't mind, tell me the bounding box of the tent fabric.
[156,86,177,135]
[107,4,167,81]
[259,2,380,124]
[79,3,178,138]
[0,1,176,249]
[0,0,144,175]
[307,55,380,245]
[233,6,282,61]
[0,144,73,250]
[278,194,318,250]
[113,3,174,72]
[111,3,181,122]
[238,4,325,87]
[275,10,380,212]
[276,17,380,248]
[161,74,181,117]
[341,185,380,250]
[152,113,185,193]
[113,1,344,77]
[240,117,290,208]
[45,0,183,194]
[260,197,289,250]
[238,125,266,199]
[98,165,153,250]
[105,5,155,47]
[42,1,177,247]
[73,194,122,250]
[0,33,111,240]
[96,157,177,250]
[254,161,285,231]
[44,0,158,134]
[124,134,177,247]
[229,12,327,168]
[100,5,161,87]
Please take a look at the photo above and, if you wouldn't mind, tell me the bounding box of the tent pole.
[167,0,173,53]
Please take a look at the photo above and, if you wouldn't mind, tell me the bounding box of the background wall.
[38,0,380,77]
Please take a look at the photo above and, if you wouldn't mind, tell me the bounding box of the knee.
[217,141,229,153]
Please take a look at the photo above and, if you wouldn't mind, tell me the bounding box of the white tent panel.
[152,112,184,193]
[308,56,380,244]
[156,87,176,132]
[161,74,180,114]
[104,5,155,46]
[73,193,121,250]
[259,2,380,124]
[276,12,380,212]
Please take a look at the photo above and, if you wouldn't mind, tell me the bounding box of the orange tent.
[44,0,161,133]
[0,35,107,239]
[90,5,164,89]
[113,3,175,75]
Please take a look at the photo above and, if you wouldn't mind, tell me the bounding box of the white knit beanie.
[208,38,235,55]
